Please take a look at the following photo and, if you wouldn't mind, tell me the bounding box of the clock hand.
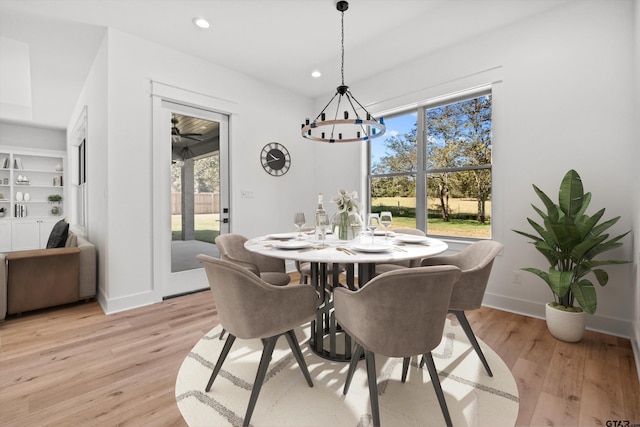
[268,153,279,161]
[267,157,280,164]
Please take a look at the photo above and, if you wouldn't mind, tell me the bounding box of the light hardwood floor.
[1,274,638,426]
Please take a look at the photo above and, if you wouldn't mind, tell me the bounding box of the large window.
[369,89,492,239]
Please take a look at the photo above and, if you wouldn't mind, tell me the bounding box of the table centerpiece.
[331,188,363,240]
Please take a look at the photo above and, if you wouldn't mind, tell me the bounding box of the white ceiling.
[0,0,570,129]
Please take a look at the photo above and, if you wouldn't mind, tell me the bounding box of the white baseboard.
[97,289,160,315]
[632,337,640,384]
[483,292,635,339]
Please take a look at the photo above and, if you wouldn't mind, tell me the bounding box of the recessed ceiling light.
[192,17,210,29]
[311,70,322,78]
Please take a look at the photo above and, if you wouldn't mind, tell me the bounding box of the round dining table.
[245,232,448,361]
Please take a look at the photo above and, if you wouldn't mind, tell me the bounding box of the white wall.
[69,28,314,313]
[632,0,640,353]
[67,35,109,306]
[339,0,636,336]
[0,121,65,151]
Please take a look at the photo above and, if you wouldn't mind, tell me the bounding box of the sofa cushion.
[65,231,78,248]
[47,219,69,248]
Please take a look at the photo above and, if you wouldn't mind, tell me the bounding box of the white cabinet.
[0,146,66,252]
[11,218,58,251]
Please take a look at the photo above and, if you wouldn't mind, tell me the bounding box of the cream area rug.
[176,319,519,427]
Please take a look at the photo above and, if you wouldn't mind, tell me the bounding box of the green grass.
[172,214,220,244]
[374,196,491,238]
[426,218,490,238]
[171,197,492,242]
[386,216,490,238]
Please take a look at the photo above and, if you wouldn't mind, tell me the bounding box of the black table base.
[308,261,374,362]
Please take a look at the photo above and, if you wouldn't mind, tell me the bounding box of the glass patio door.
[153,99,229,298]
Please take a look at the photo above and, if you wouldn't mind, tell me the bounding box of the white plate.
[350,243,393,253]
[272,240,313,250]
[395,234,429,244]
[267,232,297,240]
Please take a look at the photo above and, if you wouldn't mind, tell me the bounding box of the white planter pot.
[545,302,586,342]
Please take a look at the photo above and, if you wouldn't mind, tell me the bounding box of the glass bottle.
[314,193,329,246]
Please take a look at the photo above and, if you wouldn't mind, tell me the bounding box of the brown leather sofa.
[0,231,97,320]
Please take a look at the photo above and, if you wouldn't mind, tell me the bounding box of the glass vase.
[332,211,362,241]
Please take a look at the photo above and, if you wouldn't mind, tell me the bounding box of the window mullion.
[416,106,427,233]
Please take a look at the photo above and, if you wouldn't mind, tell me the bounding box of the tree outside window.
[369,92,492,239]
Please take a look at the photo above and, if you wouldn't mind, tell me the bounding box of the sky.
[370,111,417,168]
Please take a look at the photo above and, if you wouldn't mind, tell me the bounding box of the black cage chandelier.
[301,1,385,143]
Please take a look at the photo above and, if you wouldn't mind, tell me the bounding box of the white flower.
[332,188,360,214]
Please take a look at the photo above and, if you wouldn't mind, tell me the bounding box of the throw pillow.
[65,231,78,247]
[47,219,69,249]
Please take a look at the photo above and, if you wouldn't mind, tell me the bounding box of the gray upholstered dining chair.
[420,240,503,377]
[197,254,319,427]
[335,265,462,427]
[215,233,292,340]
[375,227,427,275]
[215,233,290,286]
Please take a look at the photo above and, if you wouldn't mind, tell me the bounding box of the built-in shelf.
[0,146,66,251]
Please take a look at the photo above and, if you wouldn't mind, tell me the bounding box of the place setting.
[263,213,332,252]
[349,242,394,253]
[346,211,402,253]
[394,234,431,245]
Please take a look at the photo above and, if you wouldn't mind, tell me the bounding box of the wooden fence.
[171,192,219,215]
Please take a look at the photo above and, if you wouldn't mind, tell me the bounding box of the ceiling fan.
[171,117,203,143]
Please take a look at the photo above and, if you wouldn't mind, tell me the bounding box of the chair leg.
[284,329,313,387]
[343,343,364,395]
[423,352,452,427]
[206,334,236,392]
[243,336,279,427]
[365,350,381,427]
[451,310,493,377]
[401,356,411,383]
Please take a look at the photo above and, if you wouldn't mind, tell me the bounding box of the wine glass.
[366,213,380,245]
[294,212,306,239]
[316,212,330,247]
[379,211,392,239]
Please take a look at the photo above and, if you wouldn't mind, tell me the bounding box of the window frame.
[368,86,492,241]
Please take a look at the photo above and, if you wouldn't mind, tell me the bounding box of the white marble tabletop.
[244,232,448,264]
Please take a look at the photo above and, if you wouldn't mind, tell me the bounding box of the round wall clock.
[260,142,291,176]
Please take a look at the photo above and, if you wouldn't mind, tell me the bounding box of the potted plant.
[48,194,62,215]
[513,169,629,342]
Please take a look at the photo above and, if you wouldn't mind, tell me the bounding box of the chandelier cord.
[340,9,345,87]
[300,0,386,143]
